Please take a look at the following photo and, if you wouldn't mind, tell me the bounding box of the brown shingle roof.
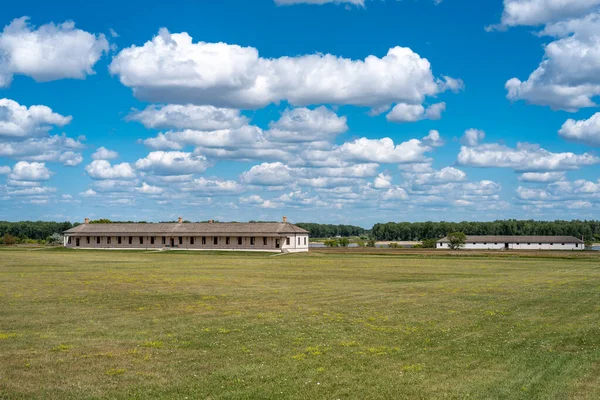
[64,222,308,236]
[437,235,583,244]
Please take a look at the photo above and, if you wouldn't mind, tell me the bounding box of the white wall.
[281,234,309,253]
[437,242,583,250]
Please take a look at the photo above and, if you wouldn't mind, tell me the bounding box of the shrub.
[46,233,64,245]
[338,237,350,247]
[356,239,366,247]
[388,242,401,248]
[3,233,16,246]
[324,239,339,247]
[366,239,376,247]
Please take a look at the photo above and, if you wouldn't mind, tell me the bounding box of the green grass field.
[1,248,600,399]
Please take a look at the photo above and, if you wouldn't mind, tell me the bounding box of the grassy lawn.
[1,248,600,399]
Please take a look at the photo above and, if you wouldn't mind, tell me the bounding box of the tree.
[46,233,64,245]
[338,237,350,247]
[3,233,16,246]
[421,238,438,248]
[447,232,466,250]
[324,239,339,247]
[585,239,594,250]
[366,239,376,248]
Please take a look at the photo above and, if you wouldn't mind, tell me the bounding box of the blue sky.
[1,0,599,226]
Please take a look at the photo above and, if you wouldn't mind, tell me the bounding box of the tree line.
[2,219,600,243]
[371,220,600,241]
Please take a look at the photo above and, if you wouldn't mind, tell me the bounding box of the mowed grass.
[1,248,600,399]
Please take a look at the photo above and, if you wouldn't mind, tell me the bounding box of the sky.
[1,0,600,226]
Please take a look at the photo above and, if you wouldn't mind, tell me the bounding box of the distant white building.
[436,235,584,250]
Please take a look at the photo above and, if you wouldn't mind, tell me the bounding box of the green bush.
[422,238,438,248]
[388,242,401,248]
[3,233,16,246]
[324,239,339,247]
[366,239,376,247]
[338,238,350,247]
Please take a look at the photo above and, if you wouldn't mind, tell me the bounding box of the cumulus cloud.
[92,147,119,160]
[373,173,392,189]
[386,102,446,123]
[128,104,248,131]
[0,17,109,87]
[422,130,444,147]
[559,112,600,146]
[0,165,11,174]
[0,98,71,138]
[491,0,600,28]
[135,182,163,195]
[333,136,432,164]
[458,142,599,171]
[406,166,467,185]
[180,177,243,194]
[381,187,409,201]
[8,161,52,181]
[267,107,347,142]
[110,28,460,110]
[461,128,485,147]
[85,160,136,180]
[516,178,600,209]
[504,11,600,111]
[518,171,566,182]
[144,125,264,150]
[135,151,210,175]
[80,188,97,197]
[240,162,292,186]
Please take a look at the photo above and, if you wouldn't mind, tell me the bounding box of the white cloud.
[407,166,467,185]
[267,107,347,142]
[8,161,52,181]
[144,125,264,150]
[386,102,445,123]
[0,166,10,174]
[128,104,248,131]
[58,151,83,166]
[461,128,485,147]
[492,0,600,28]
[7,186,55,196]
[80,188,97,197]
[110,28,459,110]
[92,147,119,160]
[381,187,408,201]
[457,142,599,171]
[0,17,109,87]
[518,171,566,182]
[504,11,600,111]
[0,98,71,138]
[559,112,600,146]
[135,151,210,175]
[373,173,392,189]
[422,129,444,147]
[135,182,164,195]
[85,160,136,180]
[180,177,243,194]
[334,136,432,164]
[240,162,292,186]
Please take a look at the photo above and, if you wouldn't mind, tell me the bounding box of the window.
[539,243,542,245]
[178,237,182,245]
[527,243,530,245]
[202,237,206,245]
[214,237,218,245]
[226,237,230,245]
[304,237,307,245]
[86,237,90,244]
[190,237,194,245]
[139,237,143,244]
[250,237,255,246]
[162,236,166,245]
[97,237,101,244]
[263,237,267,246]
[238,237,242,245]
[298,237,301,245]
[118,237,122,244]
[550,243,553,246]
[286,237,290,245]
[494,243,497,245]
[107,237,111,244]
[483,243,487,245]
[151,237,155,245]
[128,236,132,245]
[562,243,565,246]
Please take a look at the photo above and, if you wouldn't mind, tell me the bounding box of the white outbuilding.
[436,235,584,250]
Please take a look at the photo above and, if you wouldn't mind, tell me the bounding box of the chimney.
[282,216,287,223]
[178,217,182,224]
[84,218,89,224]
[208,219,214,224]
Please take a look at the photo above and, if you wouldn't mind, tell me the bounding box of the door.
[504,243,509,250]
[170,238,175,247]
[76,238,80,247]
[275,239,280,249]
